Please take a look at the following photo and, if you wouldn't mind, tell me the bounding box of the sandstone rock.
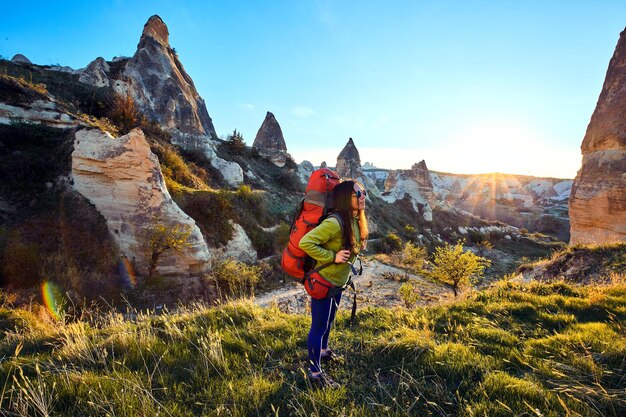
[11,54,31,64]
[335,138,362,179]
[122,15,217,153]
[71,128,210,276]
[252,111,288,167]
[0,101,77,128]
[222,221,258,263]
[79,57,110,88]
[383,162,434,222]
[320,161,328,168]
[569,28,626,245]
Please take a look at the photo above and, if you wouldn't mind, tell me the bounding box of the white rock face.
[210,157,244,187]
[296,161,314,184]
[359,174,381,198]
[71,128,210,276]
[383,167,434,222]
[222,221,258,263]
[0,102,77,128]
[79,57,111,88]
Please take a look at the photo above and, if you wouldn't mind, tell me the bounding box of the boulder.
[71,128,210,276]
[569,28,626,244]
[210,157,244,187]
[252,111,288,166]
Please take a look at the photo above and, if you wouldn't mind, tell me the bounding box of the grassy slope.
[1,280,624,416]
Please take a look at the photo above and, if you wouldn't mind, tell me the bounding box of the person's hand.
[334,249,351,263]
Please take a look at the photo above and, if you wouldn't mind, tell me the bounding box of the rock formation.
[120,16,217,144]
[569,28,626,245]
[79,57,110,88]
[11,54,31,64]
[334,138,380,196]
[335,138,362,179]
[252,112,288,167]
[383,161,435,221]
[71,128,210,276]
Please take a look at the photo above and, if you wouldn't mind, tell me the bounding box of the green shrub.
[399,281,420,308]
[226,129,246,154]
[400,241,427,271]
[210,258,261,298]
[382,232,403,254]
[176,191,234,246]
[430,241,491,297]
[133,222,194,280]
[152,142,208,190]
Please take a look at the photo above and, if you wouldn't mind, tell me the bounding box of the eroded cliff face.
[71,128,210,276]
[383,161,434,222]
[569,28,626,245]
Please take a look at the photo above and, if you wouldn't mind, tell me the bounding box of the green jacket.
[298,215,361,287]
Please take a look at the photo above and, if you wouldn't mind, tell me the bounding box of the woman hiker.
[298,179,369,388]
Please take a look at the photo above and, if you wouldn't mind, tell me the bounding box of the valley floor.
[255,259,456,313]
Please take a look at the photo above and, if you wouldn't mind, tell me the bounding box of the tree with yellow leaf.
[136,222,193,280]
[430,241,491,297]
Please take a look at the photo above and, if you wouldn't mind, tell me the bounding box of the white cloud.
[239,103,255,111]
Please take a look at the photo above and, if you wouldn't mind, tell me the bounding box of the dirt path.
[254,258,456,314]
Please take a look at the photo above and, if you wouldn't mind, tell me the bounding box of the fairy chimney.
[252,111,288,167]
[335,138,362,179]
[121,15,217,149]
[569,28,626,244]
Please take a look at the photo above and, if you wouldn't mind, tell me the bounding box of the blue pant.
[308,293,342,373]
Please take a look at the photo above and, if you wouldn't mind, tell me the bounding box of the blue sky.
[2,1,625,178]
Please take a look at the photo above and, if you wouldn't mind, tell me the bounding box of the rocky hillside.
[363,168,572,240]
[516,242,626,284]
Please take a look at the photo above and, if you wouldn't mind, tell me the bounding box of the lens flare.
[41,281,63,320]
[119,258,137,288]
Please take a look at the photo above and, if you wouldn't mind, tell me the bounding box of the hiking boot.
[321,349,343,363]
[309,371,340,389]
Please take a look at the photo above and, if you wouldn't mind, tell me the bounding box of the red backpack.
[281,168,341,281]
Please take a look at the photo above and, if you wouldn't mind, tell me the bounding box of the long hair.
[332,180,369,254]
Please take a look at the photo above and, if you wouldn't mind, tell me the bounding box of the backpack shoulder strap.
[327,212,344,233]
